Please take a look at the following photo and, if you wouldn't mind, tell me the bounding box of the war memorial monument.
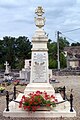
[3,6,76,118]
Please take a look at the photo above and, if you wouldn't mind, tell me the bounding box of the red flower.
[19,101,22,108]
[27,106,30,110]
[46,104,50,107]
[23,106,27,110]
[32,106,37,112]
[45,94,50,100]
[36,91,41,95]
[22,95,25,99]
[55,99,58,103]
[19,91,57,112]
[51,95,55,99]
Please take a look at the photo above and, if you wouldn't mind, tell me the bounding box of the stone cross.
[4,61,9,74]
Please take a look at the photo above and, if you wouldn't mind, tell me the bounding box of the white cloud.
[0,0,80,43]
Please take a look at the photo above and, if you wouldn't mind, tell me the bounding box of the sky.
[0,0,80,43]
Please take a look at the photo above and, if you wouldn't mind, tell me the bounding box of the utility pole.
[57,31,60,70]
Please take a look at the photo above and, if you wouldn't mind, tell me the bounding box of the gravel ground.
[0,75,80,120]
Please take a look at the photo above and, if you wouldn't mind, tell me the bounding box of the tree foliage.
[48,37,69,69]
[59,37,69,52]
[71,42,80,46]
[0,36,31,69]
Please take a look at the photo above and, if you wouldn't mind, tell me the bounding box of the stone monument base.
[3,92,76,118]
[24,83,55,95]
[3,109,76,118]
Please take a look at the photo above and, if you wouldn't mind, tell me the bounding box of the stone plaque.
[32,52,47,83]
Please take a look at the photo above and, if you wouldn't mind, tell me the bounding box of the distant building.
[64,46,80,69]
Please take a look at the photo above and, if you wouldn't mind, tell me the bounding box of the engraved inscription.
[32,52,47,83]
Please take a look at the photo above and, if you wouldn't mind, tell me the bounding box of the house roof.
[64,46,80,54]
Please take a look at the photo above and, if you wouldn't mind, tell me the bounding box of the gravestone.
[19,59,31,81]
[4,61,9,74]
[24,59,31,69]
[4,61,13,80]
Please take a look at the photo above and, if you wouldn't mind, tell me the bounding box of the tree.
[48,37,69,69]
[2,36,16,68]
[15,36,31,69]
[48,39,57,69]
[0,36,31,70]
[59,37,69,52]
[59,37,69,68]
[60,52,67,68]
[0,40,4,69]
[71,42,80,46]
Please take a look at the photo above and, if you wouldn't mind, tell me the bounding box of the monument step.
[24,83,55,95]
[3,108,76,118]
[24,83,55,90]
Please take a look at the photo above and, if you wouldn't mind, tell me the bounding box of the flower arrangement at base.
[19,91,58,112]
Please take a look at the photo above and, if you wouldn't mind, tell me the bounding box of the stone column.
[24,6,55,95]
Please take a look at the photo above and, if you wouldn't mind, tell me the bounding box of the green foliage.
[60,52,67,68]
[59,37,69,52]
[48,39,57,69]
[15,36,31,60]
[0,36,31,69]
[15,60,24,70]
[71,42,80,46]
[3,36,16,68]
[49,58,57,69]
[48,37,69,69]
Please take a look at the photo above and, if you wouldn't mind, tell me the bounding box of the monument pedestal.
[24,83,55,95]
[3,92,76,118]
[3,110,76,118]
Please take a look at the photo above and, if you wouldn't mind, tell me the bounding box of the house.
[64,46,80,69]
